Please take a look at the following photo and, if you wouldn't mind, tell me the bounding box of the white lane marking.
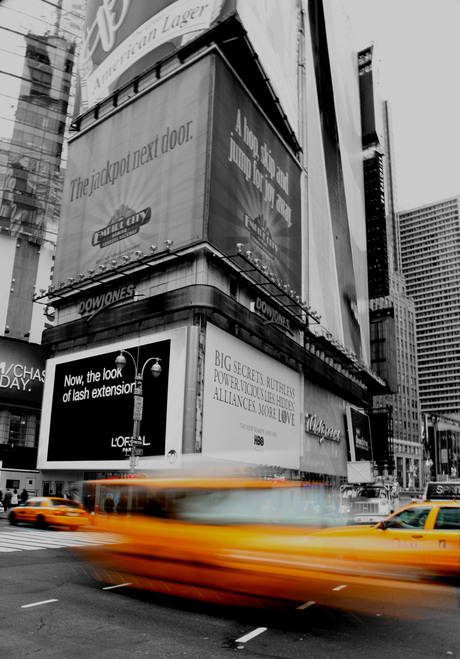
[332,585,347,591]
[297,601,316,610]
[103,583,132,590]
[235,627,268,643]
[21,599,58,608]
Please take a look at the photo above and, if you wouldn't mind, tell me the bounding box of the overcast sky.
[343,0,460,211]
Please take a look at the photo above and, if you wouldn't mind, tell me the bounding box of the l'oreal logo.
[92,207,151,248]
[77,283,135,316]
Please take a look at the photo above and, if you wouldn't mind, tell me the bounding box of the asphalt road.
[0,520,459,659]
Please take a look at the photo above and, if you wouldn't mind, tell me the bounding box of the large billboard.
[202,323,301,469]
[37,329,187,470]
[209,56,302,292]
[76,0,235,113]
[53,57,210,283]
[0,338,48,407]
[54,52,302,289]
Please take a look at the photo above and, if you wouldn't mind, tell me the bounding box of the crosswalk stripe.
[0,529,125,553]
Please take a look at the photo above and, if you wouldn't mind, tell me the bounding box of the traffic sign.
[133,395,143,421]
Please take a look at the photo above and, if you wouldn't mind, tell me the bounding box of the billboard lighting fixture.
[110,259,118,267]
[57,281,65,288]
[39,289,47,296]
[88,269,95,276]
[236,243,244,253]
[122,255,130,263]
[245,250,253,259]
[164,239,173,250]
[48,285,55,294]
[99,265,106,272]
[77,273,85,280]
[252,258,260,267]
[135,251,143,259]
[261,265,269,273]
[149,245,158,253]
[67,277,74,284]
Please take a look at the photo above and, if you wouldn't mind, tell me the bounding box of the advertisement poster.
[37,329,187,469]
[76,0,234,112]
[202,323,301,469]
[0,338,48,406]
[346,406,372,463]
[53,58,210,284]
[208,56,302,292]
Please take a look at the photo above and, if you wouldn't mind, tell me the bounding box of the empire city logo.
[243,212,279,259]
[92,204,151,248]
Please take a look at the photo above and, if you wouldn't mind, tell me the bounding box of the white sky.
[343,0,460,211]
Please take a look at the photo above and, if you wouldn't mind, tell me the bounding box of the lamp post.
[115,349,162,474]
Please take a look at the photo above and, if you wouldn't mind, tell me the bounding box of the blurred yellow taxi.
[313,494,460,581]
[71,476,458,608]
[9,497,89,530]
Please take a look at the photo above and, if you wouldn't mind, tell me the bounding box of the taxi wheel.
[9,512,18,526]
[37,515,48,530]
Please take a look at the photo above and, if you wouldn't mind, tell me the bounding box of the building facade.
[0,0,86,494]
[358,47,423,490]
[399,196,460,481]
[29,0,386,497]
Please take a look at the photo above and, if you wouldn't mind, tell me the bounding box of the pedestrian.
[20,488,28,504]
[11,489,19,506]
[3,489,12,511]
[104,494,114,514]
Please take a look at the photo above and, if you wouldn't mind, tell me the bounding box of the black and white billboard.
[37,329,187,470]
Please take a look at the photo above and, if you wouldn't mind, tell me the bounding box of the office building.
[399,196,460,480]
[0,0,85,494]
[358,46,423,489]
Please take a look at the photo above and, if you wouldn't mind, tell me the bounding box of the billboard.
[202,323,301,469]
[346,406,372,463]
[54,52,302,288]
[53,57,210,283]
[0,338,48,406]
[76,0,235,113]
[37,329,187,469]
[209,56,302,292]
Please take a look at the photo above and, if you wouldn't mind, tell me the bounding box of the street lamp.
[115,349,162,474]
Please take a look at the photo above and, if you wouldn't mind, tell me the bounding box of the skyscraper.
[0,0,85,484]
[358,45,423,489]
[398,196,460,480]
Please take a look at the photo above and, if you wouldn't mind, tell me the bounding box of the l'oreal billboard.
[53,52,302,291]
[37,329,187,470]
[77,0,235,113]
[202,323,301,469]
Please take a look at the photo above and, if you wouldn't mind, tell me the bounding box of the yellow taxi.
[9,497,90,530]
[71,475,458,609]
[313,482,460,580]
